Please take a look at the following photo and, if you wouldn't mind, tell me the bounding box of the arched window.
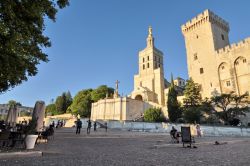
[135,95,143,101]
[218,62,231,94]
[234,56,249,95]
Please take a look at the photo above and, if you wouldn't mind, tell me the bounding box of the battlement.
[181,9,229,34]
[215,37,250,55]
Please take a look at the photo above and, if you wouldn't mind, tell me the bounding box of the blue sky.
[1,0,250,107]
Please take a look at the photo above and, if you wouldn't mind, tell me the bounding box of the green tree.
[65,91,73,108]
[144,108,165,122]
[45,103,57,116]
[8,100,21,107]
[167,75,182,122]
[0,0,69,93]
[54,91,72,114]
[183,78,202,107]
[70,89,93,117]
[183,107,202,123]
[211,92,249,125]
[55,95,64,114]
[68,85,114,118]
[91,85,114,102]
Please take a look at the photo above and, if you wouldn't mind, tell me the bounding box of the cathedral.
[91,9,250,121]
[91,27,175,121]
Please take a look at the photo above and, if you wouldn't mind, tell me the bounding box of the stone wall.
[105,121,250,137]
[91,97,153,121]
[182,9,250,99]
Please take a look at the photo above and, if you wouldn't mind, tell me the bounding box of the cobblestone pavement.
[0,127,250,166]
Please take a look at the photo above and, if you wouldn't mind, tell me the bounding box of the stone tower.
[181,9,230,98]
[131,26,165,106]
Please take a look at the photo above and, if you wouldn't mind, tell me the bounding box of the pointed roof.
[146,26,154,48]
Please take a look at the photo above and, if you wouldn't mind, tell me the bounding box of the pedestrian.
[76,119,82,134]
[196,124,202,137]
[87,120,92,134]
[94,122,97,131]
[52,121,55,128]
[105,122,107,132]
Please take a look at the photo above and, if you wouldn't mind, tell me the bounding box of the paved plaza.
[0,128,250,166]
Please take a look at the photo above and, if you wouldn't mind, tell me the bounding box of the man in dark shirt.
[170,126,180,143]
[76,119,82,134]
[87,120,91,134]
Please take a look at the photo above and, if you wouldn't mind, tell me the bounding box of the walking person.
[105,122,108,132]
[196,124,202,137]
[76,119,82,134]
[87,120,92,134]
[94,122,97,131]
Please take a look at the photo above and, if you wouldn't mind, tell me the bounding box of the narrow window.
[221,34,225,40]
[194,53,198,60]
[143,58,145,63]
[200,68,204,74]
[226,81,231,87]
[221,66,224,70]
[154,63,157,68]
[143,64,145,70]
[196,35,199,39]
[147,56,149,61]
[147,63,150,68]
[158,64,160,68]
[243,59,247,63]
[210,83,212,87]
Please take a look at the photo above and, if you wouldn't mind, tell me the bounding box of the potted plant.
[24,118,38,149]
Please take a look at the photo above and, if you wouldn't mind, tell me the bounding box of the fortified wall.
[181,9,229,35]
[182,9,250,98]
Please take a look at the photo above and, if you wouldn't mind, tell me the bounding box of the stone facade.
[91,97,152,121]
[174,77,185,88]
[182,9,250,99]
[91,27,185,121]
[131,26,166,106]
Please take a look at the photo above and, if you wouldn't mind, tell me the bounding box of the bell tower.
[132,26,165,106]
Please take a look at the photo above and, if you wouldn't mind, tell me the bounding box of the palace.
[182,9,250,99]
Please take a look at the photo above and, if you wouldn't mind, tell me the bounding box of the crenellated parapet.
[181,9,229,34]
[215,37,250,55]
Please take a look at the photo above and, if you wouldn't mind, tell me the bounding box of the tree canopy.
[144,108,165,122]
[183,78,202,106]
[45,103,57,116]
[54,91,72,114]
[211,92,249,125]
[8,100,21,107]
[167,75,182,122]
[0,0,69,93]
[70,89,93,117]
[91,85,114,102]
[69,85,114,117]
[45,91,72,115]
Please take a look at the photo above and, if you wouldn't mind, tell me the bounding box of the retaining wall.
[105,121,250,137]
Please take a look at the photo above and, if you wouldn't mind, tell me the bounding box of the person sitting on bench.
[170,126,180,143]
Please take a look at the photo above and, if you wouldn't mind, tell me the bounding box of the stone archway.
[135,95,143,101]
[218,62,231,94]
[234,56,249,95]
